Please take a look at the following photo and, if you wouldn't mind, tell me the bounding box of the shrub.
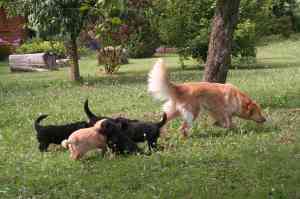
[97,46,127,74]
[180,29,209,62]
[16,39,90,58]
[16,39,66,57]
[126,29,160,58]
[233,20,257,58]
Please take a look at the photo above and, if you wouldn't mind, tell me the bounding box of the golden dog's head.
[244,101,266,123]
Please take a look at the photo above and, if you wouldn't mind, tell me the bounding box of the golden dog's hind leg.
[179,121,190,137]
[178,106,195,137]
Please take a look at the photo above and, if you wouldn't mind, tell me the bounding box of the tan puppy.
[61,120,107,160]
[148,59,266,137]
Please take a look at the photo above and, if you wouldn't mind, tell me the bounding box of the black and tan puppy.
[116,113,167,151]
[34,115,90,152]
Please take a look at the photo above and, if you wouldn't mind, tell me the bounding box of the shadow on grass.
[81,68,205,86]
[232,59,300,70]
[191,120,280,140]
[82,57,300,86]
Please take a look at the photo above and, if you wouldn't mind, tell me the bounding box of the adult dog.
[148,59,266,136]
[61,120,107,160]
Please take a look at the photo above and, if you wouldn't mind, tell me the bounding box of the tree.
[155,0,259,68]
[4,0,95,81]
[203,0,241,83]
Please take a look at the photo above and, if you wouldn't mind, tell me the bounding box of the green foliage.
[177,30,209,68]
[156,0,300,65]
[156,0,261,64]
[16,39,66,57]
[233,20,257,58]
[240,0,299,37]
[93,0,160,59]
[239,0,273,37]
[15,39,90,58]
[157,0,214,49]
[124,0,161,58]
[126,26,160,58]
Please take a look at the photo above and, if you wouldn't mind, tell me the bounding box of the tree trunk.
[203,0,241,83]
[69,36,80,81]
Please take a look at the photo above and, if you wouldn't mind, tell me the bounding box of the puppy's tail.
[34,114,48,132]
[84,99,98,122]
[148,58,176,101]
[61,139,74,149]
[156,112,168,128]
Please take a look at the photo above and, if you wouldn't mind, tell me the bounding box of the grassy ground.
[0,36,300,199]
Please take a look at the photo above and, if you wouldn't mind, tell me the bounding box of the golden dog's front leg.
[213,115,234,129]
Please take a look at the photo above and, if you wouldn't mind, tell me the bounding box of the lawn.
[0,35,300,199]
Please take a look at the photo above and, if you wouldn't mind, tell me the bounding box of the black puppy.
[34,115,90,152]
[34,100,109,152]
[115,113,167,151]
[98,118,141,154]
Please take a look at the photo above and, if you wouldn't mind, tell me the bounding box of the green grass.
[0,36,300,199]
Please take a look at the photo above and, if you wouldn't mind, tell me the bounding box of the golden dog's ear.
[246,102,255,115]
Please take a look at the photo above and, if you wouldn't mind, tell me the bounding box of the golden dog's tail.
[148,58,176,101]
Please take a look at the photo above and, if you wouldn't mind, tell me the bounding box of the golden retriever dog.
[148,59,266,137]
[61,120,107,160]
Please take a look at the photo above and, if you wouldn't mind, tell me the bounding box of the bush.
[233,20,257,58]
[16,39,90,58]
[97,46,128,74]
[271,16,294,37]
[16,39,66,57]
[179,29,209,62]
[126,30,160,58]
